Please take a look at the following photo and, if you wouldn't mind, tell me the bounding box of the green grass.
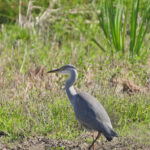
[0,0,150,148]
[130,0,150,58]
[0,85,149,143]
[94,0,150,60]
[98,0,126,54]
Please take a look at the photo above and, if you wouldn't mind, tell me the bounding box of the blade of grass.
[115,0,123,51]
[130,0,139,56]
[135,23,150,56]
[99,2,111,41]
[92,38,106,52]
[122,7,128,54]
[109,0,118,51]
[99,8,109,40]
[134,5,150,56]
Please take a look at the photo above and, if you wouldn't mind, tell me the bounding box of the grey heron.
[48,65,118,150]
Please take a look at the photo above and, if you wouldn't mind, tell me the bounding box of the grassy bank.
[0,0,150,148]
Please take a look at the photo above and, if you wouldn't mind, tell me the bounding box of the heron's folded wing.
[74,92,112,131]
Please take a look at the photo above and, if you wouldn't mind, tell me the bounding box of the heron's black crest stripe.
[61,64,76,70]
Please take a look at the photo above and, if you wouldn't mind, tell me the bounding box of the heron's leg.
[92,133,95,150]
[89,132,101,150]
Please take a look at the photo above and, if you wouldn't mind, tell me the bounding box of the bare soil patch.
[0,136,149,150]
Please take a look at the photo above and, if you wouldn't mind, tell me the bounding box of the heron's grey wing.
[74,92,116,139]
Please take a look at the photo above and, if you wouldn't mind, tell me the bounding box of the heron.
[48,65,118,150]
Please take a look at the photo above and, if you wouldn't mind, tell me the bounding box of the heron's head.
[47,64,77,75]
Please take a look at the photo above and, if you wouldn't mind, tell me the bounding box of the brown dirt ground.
[0,136,150,150]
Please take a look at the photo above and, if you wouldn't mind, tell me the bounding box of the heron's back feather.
[73,92,117,140]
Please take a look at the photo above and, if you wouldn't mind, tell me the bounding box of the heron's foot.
[88,132,101,150]
[88,144,94,150]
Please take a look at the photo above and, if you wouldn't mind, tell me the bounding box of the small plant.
[94,0,150,60]
[93,0,127,55]
[130,0,150,57]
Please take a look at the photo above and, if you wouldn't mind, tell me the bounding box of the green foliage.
[0,92,79,140]
[130,0,150,57]
[94,0,127,54]
[95,0,150,61]
[0,0,93,24]
[0,0,19,23]
[0,87,149,141]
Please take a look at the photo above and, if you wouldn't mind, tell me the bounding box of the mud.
[0,136,149,150]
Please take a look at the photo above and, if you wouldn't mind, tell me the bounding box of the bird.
[47,64,118,150]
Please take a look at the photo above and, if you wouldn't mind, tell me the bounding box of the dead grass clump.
[27,65,60,92]
[110,74,148,95]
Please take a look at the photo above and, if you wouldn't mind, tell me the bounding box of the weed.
[95,0,150,61]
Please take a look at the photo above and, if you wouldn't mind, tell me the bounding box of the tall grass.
[130,0,150,57]
[94,0,127,55]
[95,0,150,60]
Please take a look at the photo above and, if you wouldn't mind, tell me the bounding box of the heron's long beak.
[47,68,61,73]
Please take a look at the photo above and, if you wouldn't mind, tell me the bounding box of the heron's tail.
[106,130,118,141]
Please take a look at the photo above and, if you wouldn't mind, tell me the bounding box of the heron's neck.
[65,69,78,106]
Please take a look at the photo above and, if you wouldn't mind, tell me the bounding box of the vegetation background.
[0,0,150,149]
